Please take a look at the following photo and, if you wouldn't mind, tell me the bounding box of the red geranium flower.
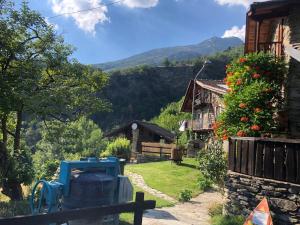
[251,125,261,131]
[252,73,261,79]
[237,130,246,137]
[226,81,231,86]
[240,117,249,122]
[222,135,228,140]
[239,103,247,109]
[254,108,262,113]
[239,58,247,63]
[236,79,242,85]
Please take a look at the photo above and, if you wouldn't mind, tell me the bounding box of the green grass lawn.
[125,158,202,199]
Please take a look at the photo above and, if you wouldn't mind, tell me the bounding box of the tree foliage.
[33,117,107,180]
[215,53,286,139]
[0,1,108,200]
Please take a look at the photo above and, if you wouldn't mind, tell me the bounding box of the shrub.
[178,189,192,202]
[197,176,212,191]
[198,140,227,187]
[101,137,131,160]
[215,53,287,138]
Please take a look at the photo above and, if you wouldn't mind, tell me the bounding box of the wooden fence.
[141,142,175,159]
[0,192,155,225]
[228,137,300,184]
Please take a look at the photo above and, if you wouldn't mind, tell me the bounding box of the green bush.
[215,53,287,139]
[178,189,192,202]
[197,176,212,191]
[198,140,227,187]
[211,215,244,225]
[101,137,131,160]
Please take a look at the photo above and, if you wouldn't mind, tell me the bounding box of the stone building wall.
[225,171,300,225]
[286,6,300,137]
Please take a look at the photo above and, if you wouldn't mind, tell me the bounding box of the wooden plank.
[235,140,242,173]
[248,140,255,176]
[286,144,296,183]
[255,142,264,177]
[296,146,300,184]
[134,192,144,225]
[241,140,249,174]
[264,142,274,179]
[274,143,285,181]
[228,138,236,171]
[0,194,156,225]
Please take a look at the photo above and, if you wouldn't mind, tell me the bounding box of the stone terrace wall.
[225,171,300,225]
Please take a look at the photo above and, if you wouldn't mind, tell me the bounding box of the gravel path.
[126,171,224,225]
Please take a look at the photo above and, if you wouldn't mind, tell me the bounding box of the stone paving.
[126,171,224,225]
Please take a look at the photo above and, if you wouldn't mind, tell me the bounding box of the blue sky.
[25,0,254,64]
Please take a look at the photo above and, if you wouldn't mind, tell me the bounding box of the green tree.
[0,1,108,200]
[33,117,107,180]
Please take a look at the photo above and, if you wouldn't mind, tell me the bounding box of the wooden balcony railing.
[258,41,284,57]
[186,120,212,131]
[228,137,300,184]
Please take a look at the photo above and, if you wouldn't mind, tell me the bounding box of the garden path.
[127,171,224,225]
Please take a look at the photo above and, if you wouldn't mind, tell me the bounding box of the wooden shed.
[105,120,175,153]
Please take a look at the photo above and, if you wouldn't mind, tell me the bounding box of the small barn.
[105,120,175,153]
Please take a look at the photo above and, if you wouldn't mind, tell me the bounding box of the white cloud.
[50,0,109,35]
[222,25,246,41]
[121,0,159,8]
[214,0,265,8]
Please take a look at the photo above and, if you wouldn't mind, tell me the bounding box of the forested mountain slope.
[93,46,243,131]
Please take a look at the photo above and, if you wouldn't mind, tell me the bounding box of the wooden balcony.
[257,41,284,58]
[186,120,213,132]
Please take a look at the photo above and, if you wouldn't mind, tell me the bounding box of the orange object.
[244,198,273,225]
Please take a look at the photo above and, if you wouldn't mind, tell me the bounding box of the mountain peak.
[94,36,243,71]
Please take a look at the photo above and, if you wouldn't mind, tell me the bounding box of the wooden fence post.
[134,192,145,225]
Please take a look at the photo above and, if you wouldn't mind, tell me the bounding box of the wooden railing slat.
[296,148,300,183]
[248,140,255,176]
[241,140,249,174]
[228,138,236,171]
[274,144,285,181]
[263,142,274,179]
[286,144,296,183]
[236,140,242,173]
[255,142,264,177]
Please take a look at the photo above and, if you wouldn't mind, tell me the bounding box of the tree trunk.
[0,111,24,201]
[1,180,23,201]
[13,110,22,152]
[0,115,9,178]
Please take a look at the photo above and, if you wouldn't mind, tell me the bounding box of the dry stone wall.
[225,171,300,225]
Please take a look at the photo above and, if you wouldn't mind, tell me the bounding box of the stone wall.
[225,171,300,225]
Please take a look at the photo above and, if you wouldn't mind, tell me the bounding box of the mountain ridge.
[94,36,243,71]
